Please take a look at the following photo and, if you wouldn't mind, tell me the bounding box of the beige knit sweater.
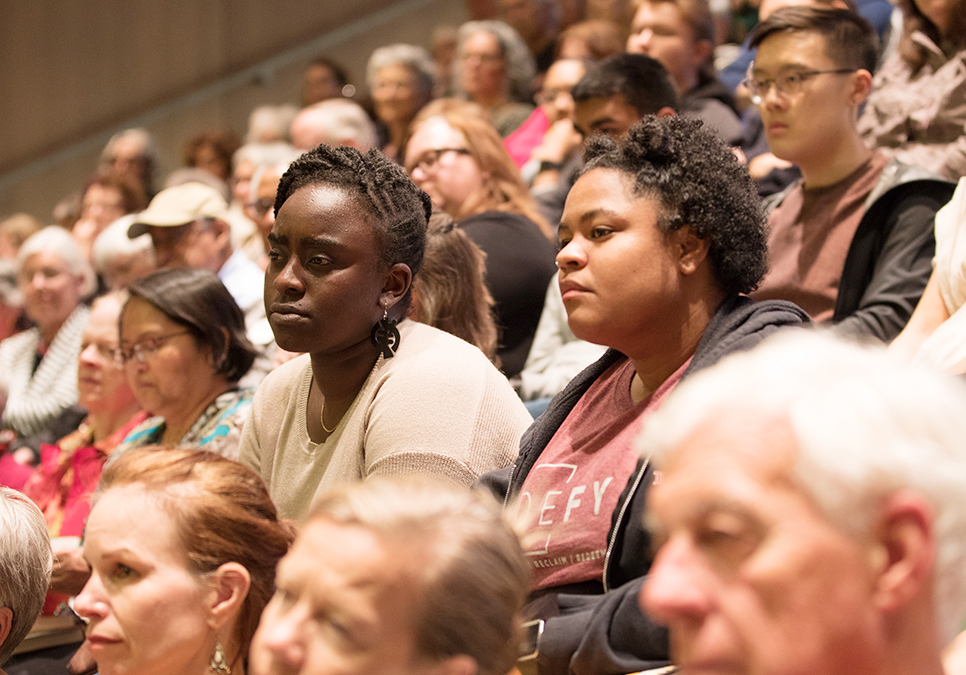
[239,320,532,519]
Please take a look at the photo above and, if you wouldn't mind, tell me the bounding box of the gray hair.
[366,44,437,97]
[309,476,529,675]
[233,142,301,173]
[17,226,97,298]
[246,105,300,145]
[92,215,155,274]
[453,20,536,103]
[0,487,53,663]
[99,128,158,167]
[290,99,378,151]
[637,330,966,645]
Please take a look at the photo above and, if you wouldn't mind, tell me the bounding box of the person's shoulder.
[256,354,313,398]
[393,321,496,371]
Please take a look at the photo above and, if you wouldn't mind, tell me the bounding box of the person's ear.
[0,607,12,649]
[655,107,677,118]
[672,225,711,275]
[868,490,935,614]
[206,562,252,630]
[380,263,413,313]
[427,654,478,675]
[850,69,873,107]
[691,39,714,70]
[210,218,232,247]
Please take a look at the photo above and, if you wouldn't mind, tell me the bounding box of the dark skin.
[265,183,413,443]
[305,263,410,442]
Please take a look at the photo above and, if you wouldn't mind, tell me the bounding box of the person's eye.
[784,73,806,87]
[306,255,332,269]
[590,226,613,239]
[267,248,285,263]
[111,563,138,581]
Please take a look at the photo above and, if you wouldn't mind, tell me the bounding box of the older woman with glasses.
[114,267,257,460]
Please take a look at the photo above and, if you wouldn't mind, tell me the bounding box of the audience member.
[114,268,257,460]
[300,56,351,107]
[367,44,436,162]
[0,262,25,344]
[639,330,966,675]
[0,487,52,674]
[249,475,529,675]
[0,214,42,260]
[406,110,558,377]
[128,182,273,378]
[626,0,743,144]
[747,7,955,341]
[238,144,531,520]
[0,227,96,471]
[245,150,303,267]
[72,173,148,264]
[498,0,563,73]
[408,213,499,362]
[891,177,966,370]
[536,52,679,228]
[858,0,966,180]
[431,25,460,97]
[481,115,809,675]
[555,19,626,60]
[290,99,378,151]
[21,293,146,605]
[182,129,242,183]
[453,20,537,136]
[75,447,293,675]
[245,104,299,144]
[91,215,156,291]
[99,128,159,199]
[506,57,588,184]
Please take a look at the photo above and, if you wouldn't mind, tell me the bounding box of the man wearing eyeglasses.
[746,6,955,342]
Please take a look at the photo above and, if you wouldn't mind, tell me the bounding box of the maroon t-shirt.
[519,356,691,590]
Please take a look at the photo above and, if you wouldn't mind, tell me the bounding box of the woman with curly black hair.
[238,143,531,520]
[482,115,811,675]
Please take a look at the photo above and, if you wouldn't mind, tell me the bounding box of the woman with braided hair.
[238,143,531,520]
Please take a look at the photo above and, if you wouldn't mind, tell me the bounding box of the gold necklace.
[320,401,335,434]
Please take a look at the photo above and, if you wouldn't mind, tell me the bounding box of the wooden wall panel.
[0,0,468,221]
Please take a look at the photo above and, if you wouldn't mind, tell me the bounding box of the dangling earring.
[210,641,231,674]
[370,303,401,359]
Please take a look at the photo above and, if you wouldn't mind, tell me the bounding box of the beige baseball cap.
[128,182,228,238]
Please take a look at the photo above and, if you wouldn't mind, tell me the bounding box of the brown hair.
[83,172,149,215]
[409,213,499,363]
[895,0,966,72]
[96,448,295,664]
[556,19,627,59]
[411,108,554,239]
[308,475,529,675]
[183,130,243,180]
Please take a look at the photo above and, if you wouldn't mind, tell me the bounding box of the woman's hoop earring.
[370,306,401,359]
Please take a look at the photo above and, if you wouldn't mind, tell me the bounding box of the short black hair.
[275,144,433,312]
[582,115,768,296]
[308,56,350,88]
[572,53,679,116]
[749,7,878,73]
[125,268,257,383]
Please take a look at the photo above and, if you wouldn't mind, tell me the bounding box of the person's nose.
[260,606,307,670]
[555,236,587,272]
[639,536,714,626]
[629,28,653,53]
[79,342,101,368]
[74,572,108,622]
[272,256,304,296]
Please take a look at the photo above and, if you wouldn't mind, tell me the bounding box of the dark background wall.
[0,0,468,221]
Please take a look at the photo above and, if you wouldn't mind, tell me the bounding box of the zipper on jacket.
[602,455,650,593]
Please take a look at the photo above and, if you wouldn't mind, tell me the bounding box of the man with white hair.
[637,330,966,675]
[0,487,53,674]
[289,98,378,151]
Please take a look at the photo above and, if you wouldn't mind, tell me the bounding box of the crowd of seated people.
[3,0,966,673]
